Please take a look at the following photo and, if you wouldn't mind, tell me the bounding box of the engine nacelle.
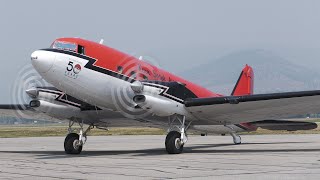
[133,95,185,116]
[30,100,80,119]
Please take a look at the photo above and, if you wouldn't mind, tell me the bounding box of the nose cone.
[26,88,39,98]
[31,50,55,74]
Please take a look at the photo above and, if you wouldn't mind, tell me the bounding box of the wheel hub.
[174,138,182,149]
[73,140,81,150]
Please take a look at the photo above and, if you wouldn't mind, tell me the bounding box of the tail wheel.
[64,133,83,154]
[165,131,183,154]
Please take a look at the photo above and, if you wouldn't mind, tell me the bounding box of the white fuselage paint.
[40,51,120,110]
[33,50,189,118]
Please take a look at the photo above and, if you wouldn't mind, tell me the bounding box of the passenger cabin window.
[117,66,123,73]
[142,74,148,80]
[129,71,136,79]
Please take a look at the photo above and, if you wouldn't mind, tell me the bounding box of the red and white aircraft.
[1,37,319,154]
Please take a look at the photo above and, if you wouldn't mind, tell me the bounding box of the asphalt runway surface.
[0,134,320,179]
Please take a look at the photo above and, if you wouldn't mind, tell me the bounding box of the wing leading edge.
[185,90,320,125]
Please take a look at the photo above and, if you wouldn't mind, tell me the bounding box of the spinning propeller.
[10,63,50,121]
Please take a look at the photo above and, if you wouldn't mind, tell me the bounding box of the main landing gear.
[165,115,190,154]
[64,120,94,154]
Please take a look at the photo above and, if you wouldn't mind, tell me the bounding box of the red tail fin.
[231,64,254,96]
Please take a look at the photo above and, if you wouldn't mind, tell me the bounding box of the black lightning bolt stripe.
[40,49,196,104]
[41,48,136,83]
[37,87,101,111]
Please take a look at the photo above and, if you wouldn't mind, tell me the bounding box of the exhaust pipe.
[133,95,146,104]
[29,100,40,108]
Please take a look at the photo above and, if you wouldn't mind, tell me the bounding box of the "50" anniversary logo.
[65,61,82,79]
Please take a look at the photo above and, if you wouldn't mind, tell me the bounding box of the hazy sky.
[1,0,320,103]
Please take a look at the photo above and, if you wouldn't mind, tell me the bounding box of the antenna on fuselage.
[99,39,104,44]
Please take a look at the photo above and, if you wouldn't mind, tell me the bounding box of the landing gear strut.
[64,120,94,154]
[230,132,242,145]
[165,115,190,154]
[225,125,242,145]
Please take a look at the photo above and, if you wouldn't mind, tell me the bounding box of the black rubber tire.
[165,131,183,154]
[64,133,83,154]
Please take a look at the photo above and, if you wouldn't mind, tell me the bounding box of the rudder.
[231,64,254,96]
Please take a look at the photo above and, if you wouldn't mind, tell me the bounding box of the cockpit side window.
[78,45,85,55]
[51,41,77,52]
[51,41,86,55]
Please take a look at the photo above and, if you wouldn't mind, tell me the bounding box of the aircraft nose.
[31,50,55,74]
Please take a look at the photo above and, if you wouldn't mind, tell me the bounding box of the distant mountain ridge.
[179,49,320,95]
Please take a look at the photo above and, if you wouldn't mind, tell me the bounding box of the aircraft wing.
[0,103,169,128]
[185,90,320,125]
[0,104,60,122]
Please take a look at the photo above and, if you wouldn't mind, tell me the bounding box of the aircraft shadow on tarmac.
[0,141,319,160]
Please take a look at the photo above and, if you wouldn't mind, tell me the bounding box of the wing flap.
[185,90,320,125]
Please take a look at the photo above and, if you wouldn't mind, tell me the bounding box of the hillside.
[179,49,320,95]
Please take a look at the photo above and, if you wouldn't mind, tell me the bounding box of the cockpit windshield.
[51,41,77,52]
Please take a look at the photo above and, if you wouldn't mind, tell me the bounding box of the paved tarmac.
[0,134,320,179]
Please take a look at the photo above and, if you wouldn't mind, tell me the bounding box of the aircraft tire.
[64,133,83,154]
[165,131,183,154]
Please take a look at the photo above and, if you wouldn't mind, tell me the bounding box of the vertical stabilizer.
[231,64,254,96]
